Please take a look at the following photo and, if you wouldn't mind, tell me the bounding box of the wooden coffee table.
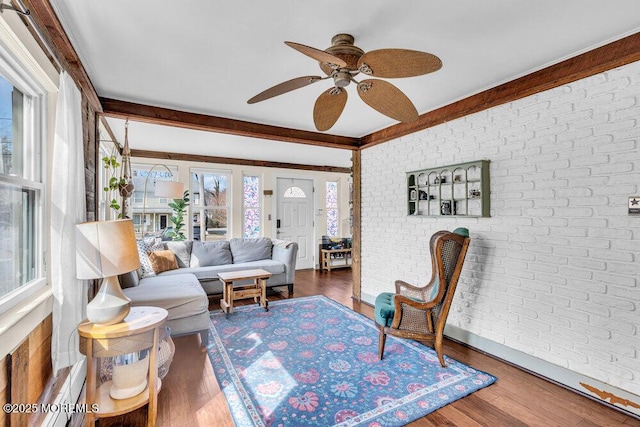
[218,269,272,318]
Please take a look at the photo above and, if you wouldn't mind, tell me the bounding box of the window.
[0,54,46,312]
[191,169,230,241]
[243,175,260,238]
[284,186,306,198]
[326,181,338,237]
[130,164,178,236]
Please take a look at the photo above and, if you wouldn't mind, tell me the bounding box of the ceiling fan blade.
[357,79,418,123]
[313,87,348,131]
[247,76,323,104]
[285,41,347,68]
[357,49,442,78]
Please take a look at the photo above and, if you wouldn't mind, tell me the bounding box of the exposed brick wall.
[360,61,640,395]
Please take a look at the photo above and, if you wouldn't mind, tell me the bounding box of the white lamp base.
[86,275,131,325]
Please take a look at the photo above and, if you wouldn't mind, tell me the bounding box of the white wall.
[360,61,640,403]
[131,157,351,268]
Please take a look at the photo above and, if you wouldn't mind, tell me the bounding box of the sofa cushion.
[148,249,179,274]
[190,240,232,267]
[165,240,192,268]
[230,237,272,263]
[157,259,285,282]
[136,237,165,275]
[124,273,208,321]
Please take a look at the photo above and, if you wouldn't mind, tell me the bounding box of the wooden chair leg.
[378,325,387,360]
[435,335,445,367]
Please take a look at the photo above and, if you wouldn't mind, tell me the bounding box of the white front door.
[276,178,314,269]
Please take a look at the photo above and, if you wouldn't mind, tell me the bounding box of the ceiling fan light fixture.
[333,71,352,87]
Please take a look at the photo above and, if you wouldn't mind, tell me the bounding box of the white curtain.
[51,71,86,373]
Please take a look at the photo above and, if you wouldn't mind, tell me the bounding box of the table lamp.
[75,219,141,325]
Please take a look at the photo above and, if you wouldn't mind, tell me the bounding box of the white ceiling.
[50,0,640,166]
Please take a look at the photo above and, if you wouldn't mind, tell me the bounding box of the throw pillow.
[164,241,193,268]
[190,241,233,267]
[136,238,165,275]
[229,237,272,263]
[147,250,179,274]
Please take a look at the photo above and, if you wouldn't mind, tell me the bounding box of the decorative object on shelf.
[410,189,417,200]
[141,164,185,236]
[110,350,150,399]
[440,200,454,215]
[118,120,135,218]
[157,327,175,380]
[99,326,175,383]
[406,160,490,217]
[75,219,140,325]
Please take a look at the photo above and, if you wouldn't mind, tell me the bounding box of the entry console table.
[320,248,352,271]
[78,306,168,427]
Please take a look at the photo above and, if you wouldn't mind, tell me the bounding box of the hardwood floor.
[92,269,639,427]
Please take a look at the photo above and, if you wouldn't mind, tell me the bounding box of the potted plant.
[167,190,189,241]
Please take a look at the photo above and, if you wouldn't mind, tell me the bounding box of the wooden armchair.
[374,228,470,367]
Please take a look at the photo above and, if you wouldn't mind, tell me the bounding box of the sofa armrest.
[118,269,140,289]
[271,241,298,284]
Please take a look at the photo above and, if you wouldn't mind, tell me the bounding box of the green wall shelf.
[407,160,490,217]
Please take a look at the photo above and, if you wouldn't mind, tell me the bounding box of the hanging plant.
[118,120,135,218]
[102,146,124,218]
[167,190,190,241]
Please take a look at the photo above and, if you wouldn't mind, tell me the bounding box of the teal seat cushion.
[375,292,424,327]
[453,227,469,237]
[374,292,396,327]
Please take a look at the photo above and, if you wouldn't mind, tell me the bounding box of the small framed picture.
[440,200,453,215]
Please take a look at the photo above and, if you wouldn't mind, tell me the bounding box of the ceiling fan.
[247,34,442,132]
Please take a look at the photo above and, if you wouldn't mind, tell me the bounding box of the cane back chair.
[374,228,470,367]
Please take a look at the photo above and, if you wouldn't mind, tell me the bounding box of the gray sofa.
[120,237,298,346]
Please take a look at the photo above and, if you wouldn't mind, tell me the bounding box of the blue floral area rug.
[207,295,496,426]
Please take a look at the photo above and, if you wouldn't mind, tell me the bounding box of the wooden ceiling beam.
[20,0,102,111]
[130,149,351,174]
[361,31,640,148]
[101,98,360,150]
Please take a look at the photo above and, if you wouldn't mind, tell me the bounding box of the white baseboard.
[362,292,640,418]
[42,358,86,427]
[444,325,640,418]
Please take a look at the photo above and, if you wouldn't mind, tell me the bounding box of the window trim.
[190,167,232,240]
[0,38,48,316]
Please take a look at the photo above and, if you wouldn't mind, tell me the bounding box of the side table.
[78,306,168,427]
[320,248,352,271]
[218,269,272,318]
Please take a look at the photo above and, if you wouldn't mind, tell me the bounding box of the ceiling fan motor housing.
[320,33,364,76]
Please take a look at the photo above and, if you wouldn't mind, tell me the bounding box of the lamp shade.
[154,180,184,199]
[76,219,140,280]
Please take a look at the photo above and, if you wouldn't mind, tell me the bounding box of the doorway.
[276,178,314,269]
